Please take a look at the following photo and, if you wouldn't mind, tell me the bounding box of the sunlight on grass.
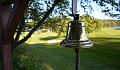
[43,63,54,70]
[20,32,63,44]
[19,28,120,70]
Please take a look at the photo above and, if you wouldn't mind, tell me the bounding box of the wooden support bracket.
[4,0,30,44]
[0,0,30,70]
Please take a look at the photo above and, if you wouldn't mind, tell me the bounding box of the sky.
[70,0,120,20]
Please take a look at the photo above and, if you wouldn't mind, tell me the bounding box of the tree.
[80,15,103,33]
[11,0,70,54]
[42,16,71,37]
[12,0,120,54]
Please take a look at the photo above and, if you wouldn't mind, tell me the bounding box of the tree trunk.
[11,16,25,54]
[11,39,18,55]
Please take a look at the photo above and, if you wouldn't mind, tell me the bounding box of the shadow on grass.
[89,37,120,48]
[115,28,120,30]
[40,36,58,41]
[21,39,120,70]
[89,37,120,44]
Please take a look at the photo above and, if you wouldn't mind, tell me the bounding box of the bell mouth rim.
[64,40,90,42]
[61,45,93,48]
[60,39,93,48]
[60,43,93,48]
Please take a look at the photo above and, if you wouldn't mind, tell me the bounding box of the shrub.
[12,45,40,70]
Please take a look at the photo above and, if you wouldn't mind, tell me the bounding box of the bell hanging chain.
[75,48,80,70]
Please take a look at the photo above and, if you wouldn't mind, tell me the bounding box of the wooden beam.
[1,4,12,70]
[0,1,2,44]
[2,0,15,4]
[4,0,30,44]
[2,5,10,37]
[0,0,3,63]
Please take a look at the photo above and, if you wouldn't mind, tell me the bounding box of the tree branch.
[15,16,25,41]
[16,0,61,46]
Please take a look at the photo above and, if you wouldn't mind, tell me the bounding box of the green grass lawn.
[18,28,120,70]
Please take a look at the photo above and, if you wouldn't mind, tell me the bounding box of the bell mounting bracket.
[72,0,78,18]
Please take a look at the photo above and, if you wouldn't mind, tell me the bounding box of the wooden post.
[0,0,30,70]
[0,1,3,69]
[1,4,12,70]
[2,44,12,70]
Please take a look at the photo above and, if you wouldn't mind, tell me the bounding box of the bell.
[60,14,93,48]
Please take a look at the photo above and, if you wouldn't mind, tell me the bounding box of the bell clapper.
[75,48,80,70]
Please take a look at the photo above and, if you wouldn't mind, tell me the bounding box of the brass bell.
[60,14,93,48]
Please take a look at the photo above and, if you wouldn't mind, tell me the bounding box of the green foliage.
[42,16,71,37]
[25,0,70,22]
[102,20,120,27]
[41,15,119,37]
[25,21,37,29]
[12,45,40,70]
[80,15,103,33]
